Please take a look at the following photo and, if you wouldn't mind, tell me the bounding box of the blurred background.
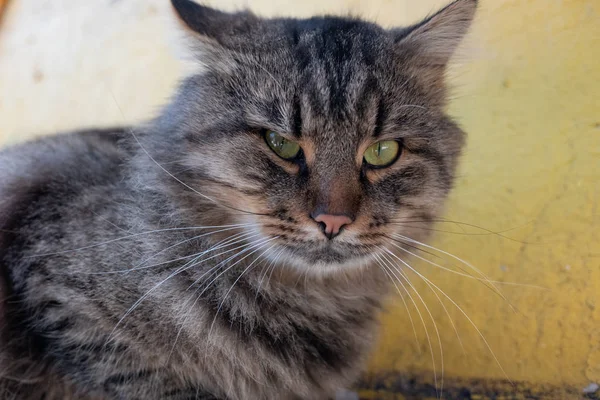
[1,0,599,398]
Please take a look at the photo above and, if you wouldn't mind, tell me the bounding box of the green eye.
[363,140,400,167]
[265,131,301,160]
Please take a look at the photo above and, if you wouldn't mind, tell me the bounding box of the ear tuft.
[171,0,257,46]
[172,0,226,39]
[392,0,477,65]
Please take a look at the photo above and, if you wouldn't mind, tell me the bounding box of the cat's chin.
[267,243,375,275]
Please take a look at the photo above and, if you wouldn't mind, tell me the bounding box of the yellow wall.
[368,0,600,396]
[1,0,598,397]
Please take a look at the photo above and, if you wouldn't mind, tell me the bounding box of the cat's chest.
[171,285,382,400]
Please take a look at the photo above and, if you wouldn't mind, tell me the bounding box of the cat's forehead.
[268,18,392,143]
[289,16,387,46]
[287,17,390,71]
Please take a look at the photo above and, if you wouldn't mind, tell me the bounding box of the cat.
[0,0,476,399]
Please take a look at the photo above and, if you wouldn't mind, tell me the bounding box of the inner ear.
[171,0,257,46]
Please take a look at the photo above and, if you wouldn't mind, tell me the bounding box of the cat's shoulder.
[0,127,130,178]
[0,127,132,240]
[0,128,134,362]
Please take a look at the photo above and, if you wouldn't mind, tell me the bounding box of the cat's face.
[164,0,475,273]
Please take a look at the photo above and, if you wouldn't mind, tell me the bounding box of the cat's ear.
[171,0,257,48]
[391,0,477,67]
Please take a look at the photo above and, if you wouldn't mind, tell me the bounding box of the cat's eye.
[363,140,401,168]
[264,130,301,160]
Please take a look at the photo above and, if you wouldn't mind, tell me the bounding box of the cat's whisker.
[169,231,263,277]
[392,223,516,237]
[184,233,268,291]
[397,104,427,110]
[255,247,285,303]
[178,235,276,321]
[131,225,257,269]
[138,235,272,361]
[168,239,275,362]
[167,237,278,361]
[386,236,481,283]
[194,237,279,299]
[386,236,510,305]
[371,253,420,353]
[108,233,267,342]
[390,233,517,313]
[207,243,278,341]
[127,128,270,218]
[374,253,438,395]
[383,247,513,386]
[267,249,283,287]
[252,258,271,295]
[90,210,130,234]
[388,241,547,290]
[167,235,268,360]
[26,224,256,258]
[383,247,465,354]
[390,217,534,244]
[302,262,311,289]
[378,259,438,392]
[88,230,258,275]
[386,234,510,301]
[378,250,444,397]
[384,236,444,261]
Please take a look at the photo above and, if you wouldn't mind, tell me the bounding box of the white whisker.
[370,253,420,353]
[388,241,546,290]
[384,246,465,354]
[109,233,266,341]
[128,129,218,205]
[194,237,279,299]
[398,104,427,110]
[391,233,516,313]
[167,236,278,360]
[166,239,262,359]
[255,247,285,302]
[374,252,439,395]
[131,224,258,268]
[89,230,258,275]
[184,234,268,291]
[28,224,255,258]
[378,249,444,397]
[207,242,278,339]
[383,247,512,385]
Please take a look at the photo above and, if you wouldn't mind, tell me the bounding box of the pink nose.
[313,214,353,239]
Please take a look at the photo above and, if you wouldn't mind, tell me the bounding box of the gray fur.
[0,1,476,399]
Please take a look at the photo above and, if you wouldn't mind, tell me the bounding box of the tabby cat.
[0,0,476,398]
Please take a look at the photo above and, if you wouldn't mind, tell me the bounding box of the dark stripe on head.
[292,92,303,137]
[373,97,387,138]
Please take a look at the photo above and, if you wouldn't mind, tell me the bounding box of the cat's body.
[0,1,476,399]
[0,130,383,400]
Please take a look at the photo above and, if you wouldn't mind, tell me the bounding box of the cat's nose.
[311,213,353,240]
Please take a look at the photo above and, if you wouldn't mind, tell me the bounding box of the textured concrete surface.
[1,0,599,397]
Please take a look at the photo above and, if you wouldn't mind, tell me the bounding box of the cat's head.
[158,0,476,274]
